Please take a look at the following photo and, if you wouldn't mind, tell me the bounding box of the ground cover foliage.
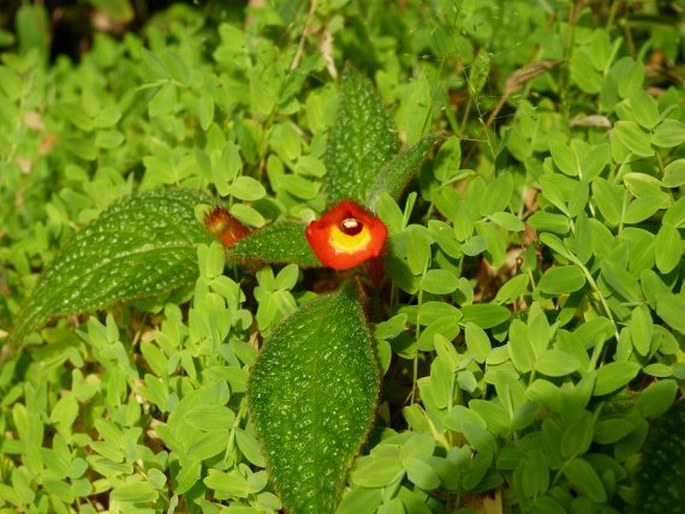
[1,1,684,513]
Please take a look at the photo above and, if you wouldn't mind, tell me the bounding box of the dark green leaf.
[594,418,635,444]
[522,449,549,497]
[323,69,399,205]
[248,283,380,514]
[560,412,594,458]
[562,458,607,503]
[530,495,566,514]
[634,401,685,513]
[10,189,212,343]
[366,134,442,211]
[227,221,321,268]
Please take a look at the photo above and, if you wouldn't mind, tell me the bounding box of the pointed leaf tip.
[9,188,212,343]
[226,221,322,268]
[366,132,444,211]
[248,282,380,513]
[323,68,399,205]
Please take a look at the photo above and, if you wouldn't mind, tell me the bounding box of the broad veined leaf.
[9,189,213,343]
[323,68,399,205]
[247,282,380,514]
[226,221,321,268]
[634,400,685,513]
[366,133,443,211]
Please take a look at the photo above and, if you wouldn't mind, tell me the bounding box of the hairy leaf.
[248,282,380,514]
[366,133,443,211]
[634,400,685,513]
[9,189,212,343]
[323,68,399,205]
[226,221,321,268]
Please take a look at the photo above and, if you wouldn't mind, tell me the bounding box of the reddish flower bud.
[204,206,250,247]
[305,200,388,270]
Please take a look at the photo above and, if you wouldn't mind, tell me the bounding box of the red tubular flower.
[204,206,250,247]
[305,200,388,270]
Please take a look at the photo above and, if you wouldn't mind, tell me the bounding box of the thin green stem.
[605,0,621,33]
[409,286,425,405]
[567,220,620,345]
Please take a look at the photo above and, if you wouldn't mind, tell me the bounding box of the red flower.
[205,206,250,247]
[305,200,388,270]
